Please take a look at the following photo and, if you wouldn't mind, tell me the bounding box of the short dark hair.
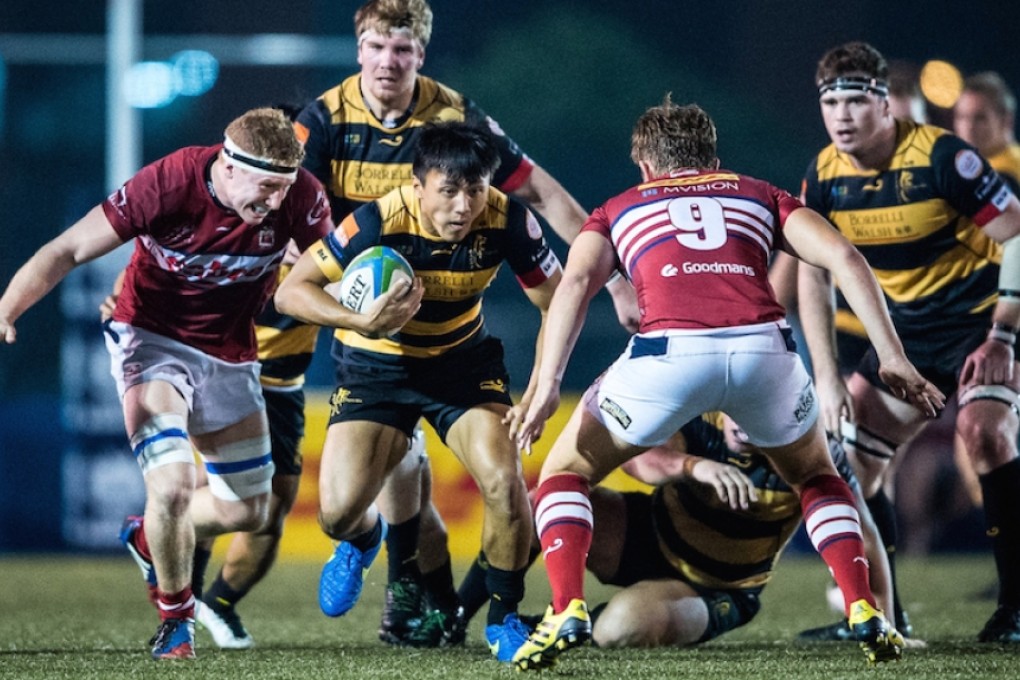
[631,94,718,173]
[816,41,889,87]
[412,122,501,184]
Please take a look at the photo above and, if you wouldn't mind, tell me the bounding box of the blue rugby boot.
[319,518,388,617]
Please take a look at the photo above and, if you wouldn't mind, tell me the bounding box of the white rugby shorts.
[104,320,265,435]
[588,322,818,448]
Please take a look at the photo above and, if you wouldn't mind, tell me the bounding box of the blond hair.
[354,0,433,48]
[631,94,718,173]
[223,107,304,168]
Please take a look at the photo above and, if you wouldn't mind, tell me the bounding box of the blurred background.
[1,0,1016,557]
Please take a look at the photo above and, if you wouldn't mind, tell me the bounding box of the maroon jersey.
[583,169,800,331]
[103,145,332,362]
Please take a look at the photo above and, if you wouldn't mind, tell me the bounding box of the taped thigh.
[129,414,195,475]
[958,383,1020,416]
[201,436,274,501]
[839,419,898,460]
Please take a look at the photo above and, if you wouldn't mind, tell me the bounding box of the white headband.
[222,135,298,180]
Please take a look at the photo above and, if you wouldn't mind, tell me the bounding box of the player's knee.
[475,467,528,517]
[317,504,365,539]
[957,388,1020,469]
[148,481,194,518]
[593,598,674,648]
[216,495,270,533]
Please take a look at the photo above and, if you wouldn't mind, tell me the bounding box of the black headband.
[817,76,889,98]
[222,145,298,176]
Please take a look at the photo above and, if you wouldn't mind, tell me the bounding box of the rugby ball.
[335,245,414,313]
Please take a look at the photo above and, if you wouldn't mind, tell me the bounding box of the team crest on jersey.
[897,171,923,203]
[599,397,632,429]
[344,133,363,146]
[468,235,488,270]
[258,226,275,248]
[955,149,983,180]
[307,190,329,225]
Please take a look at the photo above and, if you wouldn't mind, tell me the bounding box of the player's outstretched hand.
[877,356,946,418]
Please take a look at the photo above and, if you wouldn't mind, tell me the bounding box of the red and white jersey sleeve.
[103,145,332,362]
[583,169,799,331]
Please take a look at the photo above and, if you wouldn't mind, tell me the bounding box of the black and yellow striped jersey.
[651,413,855,591]
[311,184,561,367]
[294,74,533,221]
[254,74,536,381]
[802,120,1014,334]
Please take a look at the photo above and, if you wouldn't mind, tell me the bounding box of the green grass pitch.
[1,553,1017,678]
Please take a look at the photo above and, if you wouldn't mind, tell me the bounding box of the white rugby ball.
[335,245,414,313]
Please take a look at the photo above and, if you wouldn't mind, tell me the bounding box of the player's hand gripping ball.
[335,245,414,312]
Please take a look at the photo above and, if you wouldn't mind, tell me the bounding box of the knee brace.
[129,414,194,475]
[839,419,897,460]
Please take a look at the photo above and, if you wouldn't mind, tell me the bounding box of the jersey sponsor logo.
[379,135,404,147]
[843,209,908,241]
[992,185,1013,212]
[661,180,740,194]
[599,397,632,429]
[681,261,756,276]
[479,378,507,393]
[955,149,983,180]
[141,236,281,285]
[538,250,562,278]
[863,178,883,191]
[661,264,679,277]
